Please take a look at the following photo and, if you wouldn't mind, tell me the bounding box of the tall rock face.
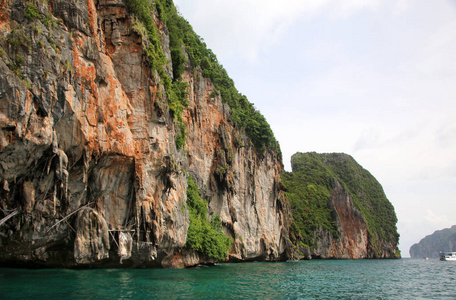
[410,225,456,258]
[0,0,288,267]
[282,152,400,259]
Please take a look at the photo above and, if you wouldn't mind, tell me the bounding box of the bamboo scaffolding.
[0,210,18,227]
[109,230,120,248]
[47,202,93,232]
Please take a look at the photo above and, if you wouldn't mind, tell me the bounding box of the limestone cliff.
[410,225,456,258]
[282,152,400,259]
[0,0,288,267]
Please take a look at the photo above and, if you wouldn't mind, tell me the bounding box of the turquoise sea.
[0,258,455,299]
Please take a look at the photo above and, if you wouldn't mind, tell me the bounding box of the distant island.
[410,225,456,258]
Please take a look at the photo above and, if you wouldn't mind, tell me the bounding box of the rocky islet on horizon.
[410,225,456,258]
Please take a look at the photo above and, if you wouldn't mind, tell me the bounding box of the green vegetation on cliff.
[186,176,232,260]
[126,0,280,155]
[126,0,188,149]
[281,153,339,248]
[322,153,399,256]
[282,152,400,256]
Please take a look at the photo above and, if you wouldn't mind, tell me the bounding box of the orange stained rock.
[130,43,143,54]
[0,2,10,33]
[71,40,98,101]
[86,0,98,36]
[105,42,116,56]
[85,96,98,127]
[165,199,173,215]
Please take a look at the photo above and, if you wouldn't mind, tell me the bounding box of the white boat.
[439,252,456,261]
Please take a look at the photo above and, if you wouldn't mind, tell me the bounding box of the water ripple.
[1,259,456,299]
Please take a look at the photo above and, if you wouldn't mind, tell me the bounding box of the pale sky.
[174,0,456,257]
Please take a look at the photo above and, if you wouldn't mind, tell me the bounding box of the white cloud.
[353,127,381,152]
[411,20,456,79]
[393,0,415,15]
[329,0,382,19]
[425,210,452,229]
[436,121,456,148]
[175,0,388,62]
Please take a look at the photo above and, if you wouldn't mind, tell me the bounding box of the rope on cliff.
[64,218,77,234]
[108,230,120,249]
[0,210,18,227]
[47,202,93,233]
